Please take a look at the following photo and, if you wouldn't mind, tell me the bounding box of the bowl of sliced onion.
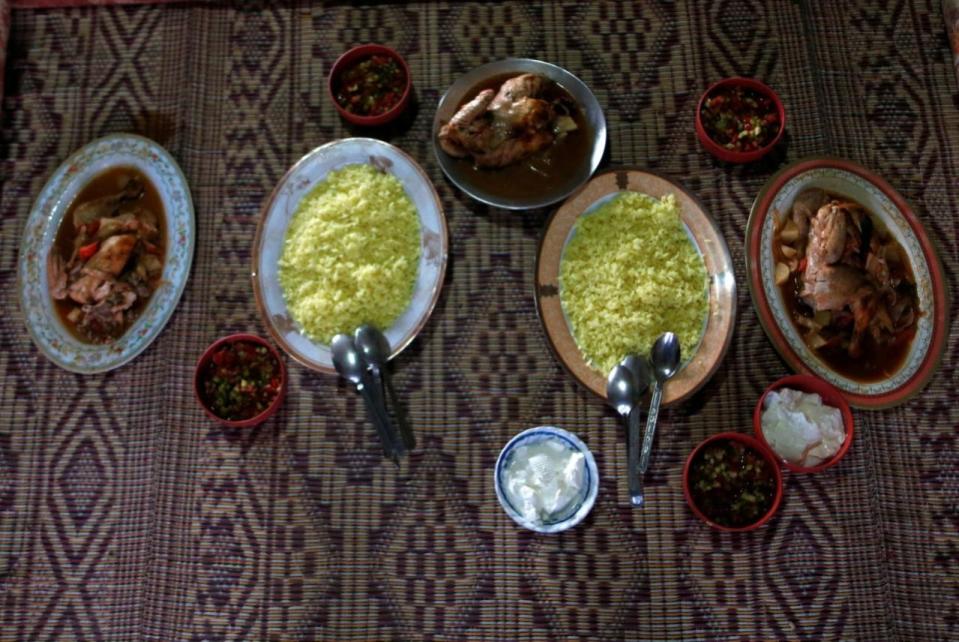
[753,374,854,473]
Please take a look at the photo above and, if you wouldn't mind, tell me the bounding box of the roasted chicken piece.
[85,234,138,276]
[438,89,496,158]
[473,132,555,169]
[437,73,572,169]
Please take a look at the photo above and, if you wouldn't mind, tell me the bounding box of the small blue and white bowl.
[494,426,599,534]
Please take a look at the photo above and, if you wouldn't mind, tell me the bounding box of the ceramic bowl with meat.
[432,58,606,210]
[18,134,195,373]
[746,157,948,408]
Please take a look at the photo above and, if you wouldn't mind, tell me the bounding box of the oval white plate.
[17,134,195,374]
[252,138,449,374]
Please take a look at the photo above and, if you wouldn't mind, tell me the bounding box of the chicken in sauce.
[48,167,165,344]
[775,189,920,382]
[438,73,581,169]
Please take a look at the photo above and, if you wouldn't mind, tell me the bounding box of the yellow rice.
[559,192,708,373]
[278,164,421,344]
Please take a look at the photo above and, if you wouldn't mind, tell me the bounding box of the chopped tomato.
[77,241,100,261]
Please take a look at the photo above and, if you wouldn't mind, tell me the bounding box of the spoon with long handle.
[331,333,398,463]
[606,359,648,506]
[355,324,410,453]
[621,354,653,505]
[640,333,681,474]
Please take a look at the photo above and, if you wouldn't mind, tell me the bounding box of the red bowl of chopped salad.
[194,334,287,428]
[328,44,412,127]
[682,432,783,532]
[695,77,785,163]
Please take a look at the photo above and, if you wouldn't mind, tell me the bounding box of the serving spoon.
[354,324,412,453]
[640,333,681,474]
[331,333,398,463]
[606,356,649,506]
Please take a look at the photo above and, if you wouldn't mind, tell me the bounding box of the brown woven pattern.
[0,1,956,640]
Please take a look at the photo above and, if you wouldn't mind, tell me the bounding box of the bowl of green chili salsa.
[695,77,785,163]
[195,334,286,428]
[329,44,412,126]
[683,432,783,531]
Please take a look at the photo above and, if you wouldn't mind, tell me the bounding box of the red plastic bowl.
[327,44,412,127]
[695,77,786,163]
[754,374,854,473]
[683,432,784,532]
[194,333,287,429]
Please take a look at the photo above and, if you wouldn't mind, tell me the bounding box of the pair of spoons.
[606,332,681,507]
[331,325,413,463]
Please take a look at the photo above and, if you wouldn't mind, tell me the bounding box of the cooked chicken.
[49,170,165,343]
[68,270,113,305]
[437,73,576,169]
[488,74,547,115]
[438,89,496,158]
[85,234,137,276]
[473,131,555,168]
[72,177,144,228]
[48,253,68,300]
[802,262,871,313]
[784,192,919,364]
[96,213,138,239]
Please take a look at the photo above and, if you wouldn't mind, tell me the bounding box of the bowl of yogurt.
[494,426,599,533]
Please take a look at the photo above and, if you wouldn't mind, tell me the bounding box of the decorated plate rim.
[534,167,737,407]
[745,156,950,409]
[16,133,196,374]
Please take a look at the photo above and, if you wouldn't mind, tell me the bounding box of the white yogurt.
[761,387,845,467]
[502,436,587,524]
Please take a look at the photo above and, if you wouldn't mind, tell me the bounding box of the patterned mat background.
[1,1,957,640]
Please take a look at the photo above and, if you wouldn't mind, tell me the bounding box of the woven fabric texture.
[0,2,957,640]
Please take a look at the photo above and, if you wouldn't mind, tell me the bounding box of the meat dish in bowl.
[432,58,606,210]
[48,167,166,344]
[437,72,584,169]
[774,189,919,382]
[746,157,948,408]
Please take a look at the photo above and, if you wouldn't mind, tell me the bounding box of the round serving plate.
[17,134,195,374]
[252,137,449,374]
[746,157,949,409]
[432,58,607,210]
[535,168,737,407]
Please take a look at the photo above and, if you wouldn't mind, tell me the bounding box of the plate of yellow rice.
[252,138,448,374]
[535,168,736,406]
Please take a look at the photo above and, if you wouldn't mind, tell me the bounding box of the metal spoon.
[621,353,653,503]
[621,354,652,393]
[606,359,647,506]
[354,324,411,454]
[331,333,398,463]
[640,333,681,475]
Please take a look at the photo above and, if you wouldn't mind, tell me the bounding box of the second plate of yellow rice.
[535,168,736,407]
